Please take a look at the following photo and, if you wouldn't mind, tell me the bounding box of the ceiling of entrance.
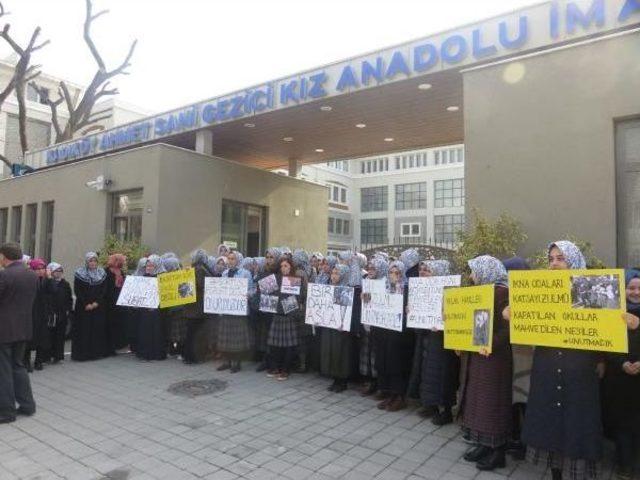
[185,69,463,170]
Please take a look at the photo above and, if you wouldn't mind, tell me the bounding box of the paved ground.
[0,353,620,480]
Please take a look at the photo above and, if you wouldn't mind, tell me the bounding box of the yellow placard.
[444,285,495,353]
[158,268,197,308]
[509,269,628,353]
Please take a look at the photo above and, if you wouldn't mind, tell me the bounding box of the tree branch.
[84,0,106,71]
[0,152,12,170]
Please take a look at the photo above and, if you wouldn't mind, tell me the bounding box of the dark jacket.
[30,277,56,349]
[0,261,39,344]
[183,264,211,320]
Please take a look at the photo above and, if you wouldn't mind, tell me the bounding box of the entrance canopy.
[25,0,640,171]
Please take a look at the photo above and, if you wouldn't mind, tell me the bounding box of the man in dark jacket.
[0,243,38,423]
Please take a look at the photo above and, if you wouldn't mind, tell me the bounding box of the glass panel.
[0,208,7,244]
[11,206,21,244]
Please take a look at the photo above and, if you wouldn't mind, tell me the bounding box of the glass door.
[221,200,266,257]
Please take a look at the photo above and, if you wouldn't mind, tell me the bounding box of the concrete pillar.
[288,158,301,177]
[195,130,214,156]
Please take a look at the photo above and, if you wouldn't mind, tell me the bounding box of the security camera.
[85,175,112,191]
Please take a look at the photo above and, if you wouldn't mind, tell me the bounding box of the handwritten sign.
[204,277,248,316]
[305,283,353,332]
[258,274,278,294]
[158,268,196,308]
[116,276,159,309]
[361,279,404,332]
[444,285,495,353]
[509,269,628,353]
[407,276,461,330]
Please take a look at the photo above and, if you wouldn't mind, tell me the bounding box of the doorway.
[221,200,267,257]
[616,118,640,266]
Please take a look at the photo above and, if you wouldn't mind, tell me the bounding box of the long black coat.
[71,277,108,361]
[29,277,56,350]
[49,278,73,322]
[0,262,38,344]
[105,269,127,351]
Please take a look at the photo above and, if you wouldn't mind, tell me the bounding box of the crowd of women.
[19,240,640,480]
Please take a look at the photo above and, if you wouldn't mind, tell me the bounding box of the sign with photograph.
[281,295,299,314]
[305,283,354,332]
[361,279,404,332]
[281,276,301,295]
[509,269,628,353]
[443,285,495,353]
[407,275,462,330]
[259,294,278,313]
[203,277,248,316]
[158,268,196,308]
[117,276,159,309]
[258,274,278,294]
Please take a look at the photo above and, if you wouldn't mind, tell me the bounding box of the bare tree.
[34,0,137,143]
[0,2,48,170]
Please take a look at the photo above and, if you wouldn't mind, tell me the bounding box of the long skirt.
[136,309,167,361]
[359,328,376,378]
[217,315,252,353]
[71,308,108,361]
[268,315,299,348]
[320,328,353,380]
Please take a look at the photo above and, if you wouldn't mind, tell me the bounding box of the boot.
[377,395,394,410]
[230,361,241,373]
[386,396,407,412]
[418,406,439,418]
[431,408,453,426]
[463,445,491,462]
[476,447,506,471]
[360,381,377,397]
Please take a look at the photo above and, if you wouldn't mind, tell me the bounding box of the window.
[328,217,335,234]
[111,189,143,242]
[335,219,343,235]
[400,223,421,237]
[361,186,388,212]
[10,206,21,244]
[0,208,7,244]
[434,179,465,208]
[327,183,347,205]
[361,162,365,174]
[40,202,54,261]
[395,183,427,210]
[325,161,349,172]
[329,217,350,236]
[434,215,465,243]
[343,220,350,235]
[395,156,400,169]
[24,204,37,258]
[361,219,388,245]
[434,151,440,165]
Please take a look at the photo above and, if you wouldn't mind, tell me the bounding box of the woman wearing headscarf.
[72,252,108,361]
[501,257,532,460]
[602,269,640,480]
[316,255,337,286]
[126,256,148,353]
[458,255,511,471]
[400,248,421,279]
[520,241,638,480]
[46,262,73,364]
[359,256,388,396]
[26,258,55,371]
[255,247,280,372]
[320,263,359,392]
[408,260,460,426]
[293,249,314,373]
[267,256,305,380]
[105,253,127,355]
[217,251,254,373]
[162,257,188,358]
[136,255,167,361]
[182,249,213,364]
[371,260,414,412]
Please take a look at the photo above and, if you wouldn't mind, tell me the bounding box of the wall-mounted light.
[293,209,300,217]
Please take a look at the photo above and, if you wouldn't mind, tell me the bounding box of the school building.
[0,0,639,270]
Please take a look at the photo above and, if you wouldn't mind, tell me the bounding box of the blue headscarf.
[162,257,181,272]
[468,255,508,285]
[388,260,406,292]
[191,249,209,268]
[331,264,351,287]
[317,255,338,285]
[626,269,640,310]
[422,259,451,276]
[400,248,420,270]
[549,241,586,270]
[368,257,389,280]
[145,254,165,276]
[135,257,148,276]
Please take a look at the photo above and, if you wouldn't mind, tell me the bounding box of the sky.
[0,0,540,113]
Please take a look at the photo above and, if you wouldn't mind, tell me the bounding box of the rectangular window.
[340,188,347,204]
[343,220,350,235]
[328,217,335,234]
[0,208,7,244]
[111,189,143,242]
[384,158,389,171]
[395,156,400,169]
[361,162,365,174]
[361,218,388,245]
[400,223,421,237]
[335,218,343,235]
[366,162,371,173]
[40,201,54,261]
[395,182,427,210]
[361,186,388,212]
[10,205,22,244]
[24,203,37,258]
[434,178,465,208]
[372,161,377,173]
[434,151,440,165]
[434,214,465,243]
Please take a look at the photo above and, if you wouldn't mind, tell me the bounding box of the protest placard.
[258,274,278,294]
[305,283,354,331]
[158,268,196,308]
[116,276,159,309]
[281,295,299,314]
[407,275,461,330]
[509,269,628,353]
[259,294,278,313]
[443,285,495,353]
[360,279,404,332]
[203,277,248,316]
[281,276,301,295]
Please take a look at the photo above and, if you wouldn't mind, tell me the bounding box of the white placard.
[361,278,404,332]
[407,275,462,330]
[281,276,301,295]
[204,277,248,316]
[116,276,159,309]
[305,283,354,332]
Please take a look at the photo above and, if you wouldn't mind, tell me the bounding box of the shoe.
[615,467,632,480]
[374,391,390,401]
[476,448,506,471]
[386,396,407,412]
[431,410,453,426]
[266,369,279,378]
[505,440,526,460]
[230,363,241,373]
[461,432,474,444]
[34,362,43,371]
[377,396,394,410]
[0,416,16,424]
[277,372,289,381]
[328,380,338,392]
[255,362,268,372]
[463,445,491,462]
[333,381,347,393]
[418,406,439,418]
[217,363,231,371]
[360,382,377,396]
[16,407,35,417]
